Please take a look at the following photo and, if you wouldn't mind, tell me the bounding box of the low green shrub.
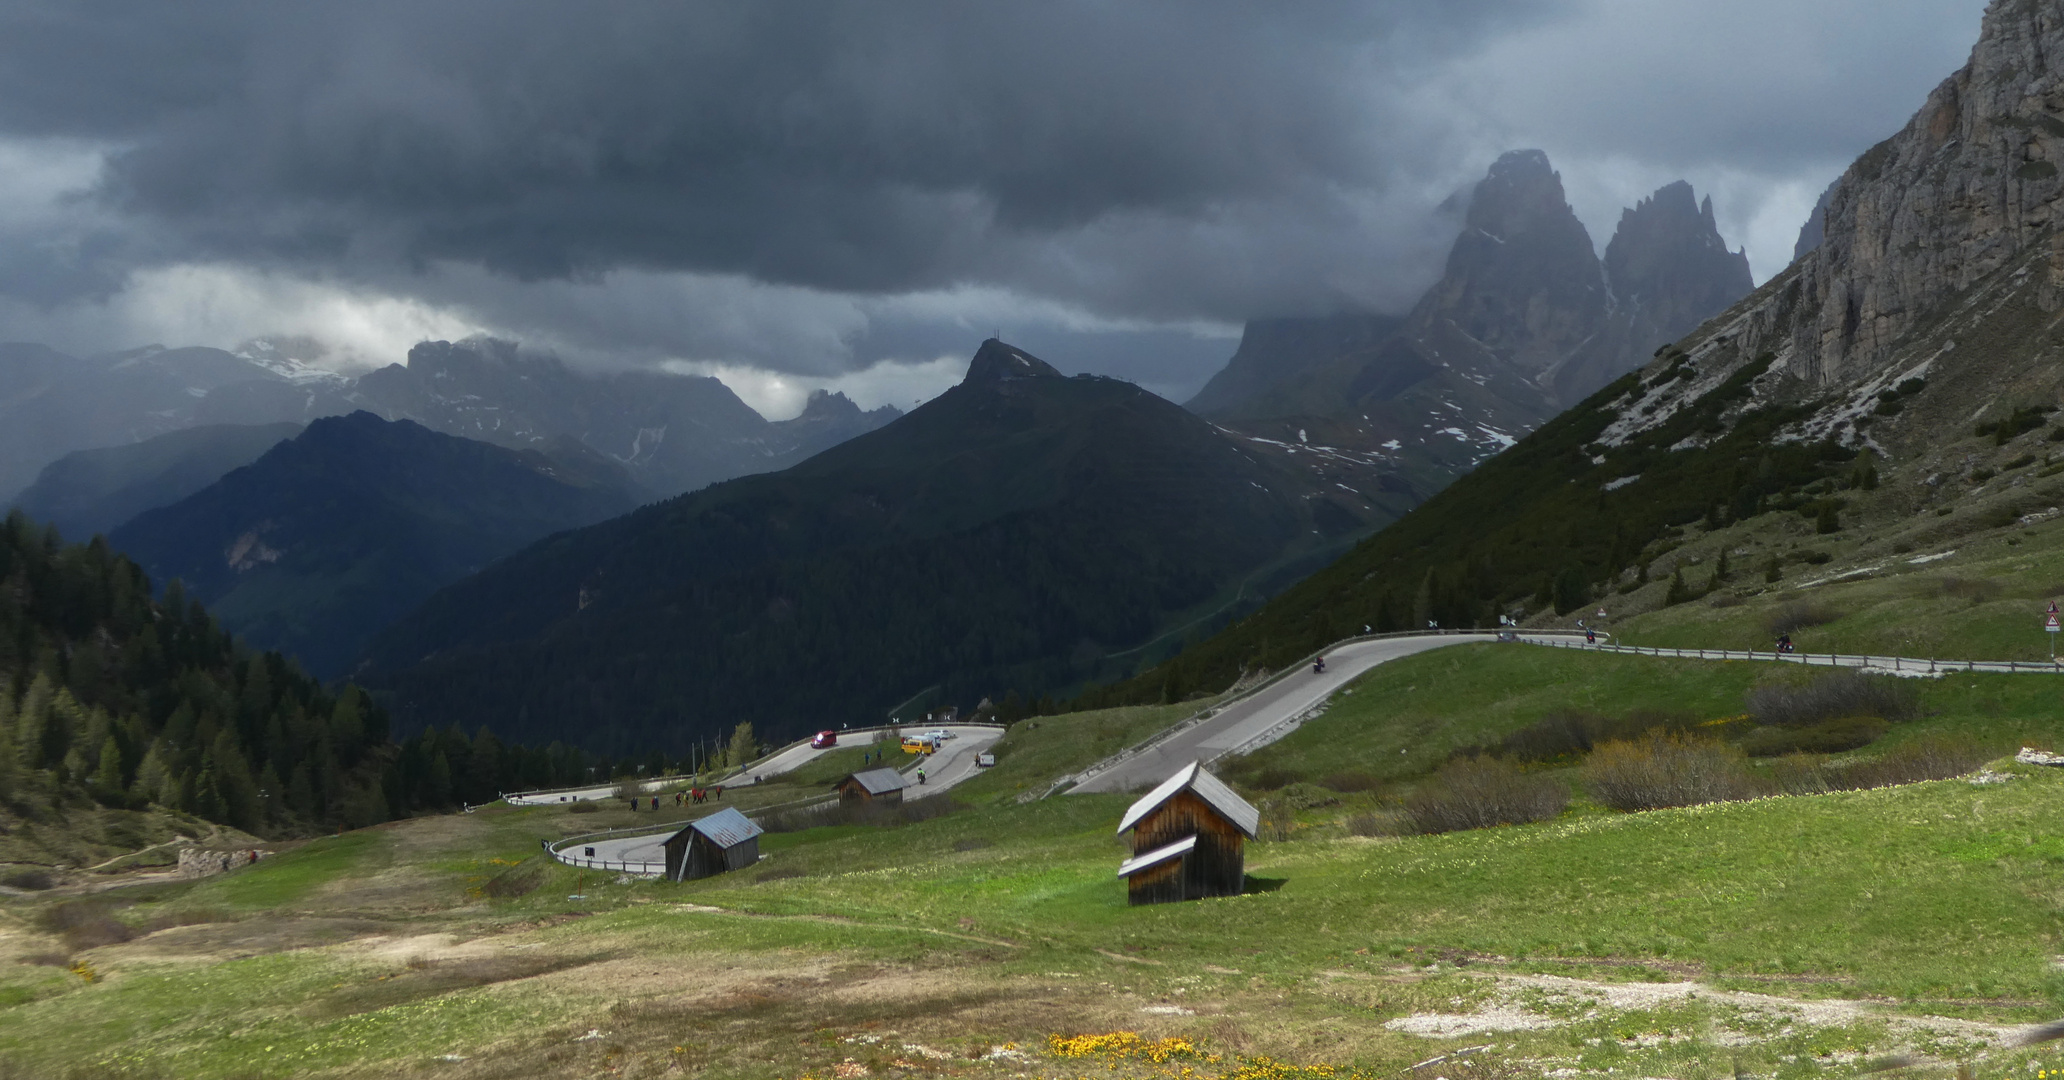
[1402,756,1568,834]
[1745,670,1918,728]
[1583,733,1759,811]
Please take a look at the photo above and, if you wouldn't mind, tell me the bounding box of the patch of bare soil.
[1382,971,2029,1046]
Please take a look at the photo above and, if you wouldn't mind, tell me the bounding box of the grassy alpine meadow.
[7,652,2064,1078]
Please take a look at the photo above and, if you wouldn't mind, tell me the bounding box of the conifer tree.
[95,735,123,795]
[16,674,52,769]
[1665,566,1692,606]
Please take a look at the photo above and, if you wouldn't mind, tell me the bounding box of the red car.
[811,730,838,749]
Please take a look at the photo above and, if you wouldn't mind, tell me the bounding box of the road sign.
[2048,614,2060,632]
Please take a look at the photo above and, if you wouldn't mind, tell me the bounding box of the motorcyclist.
[916,766,927,785]
[1585,628,1596,644]
[1776,633,1794,654]
[1313,656,1327,674]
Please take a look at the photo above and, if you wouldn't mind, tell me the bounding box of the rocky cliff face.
[1598,0,2064,462]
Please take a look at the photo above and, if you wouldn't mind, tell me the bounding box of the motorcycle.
[1313,657,1327,674]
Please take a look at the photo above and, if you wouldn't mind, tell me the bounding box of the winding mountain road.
[1067,628,2064,796]
[1068,631,1550,795]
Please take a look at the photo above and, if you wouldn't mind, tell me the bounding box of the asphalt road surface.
[1069,632,1582,795]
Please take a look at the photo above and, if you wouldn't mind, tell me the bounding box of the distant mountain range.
[355,340,1418,753]
[111,412,642,679]
[1186,152,1754,507]
[0,336,901,510]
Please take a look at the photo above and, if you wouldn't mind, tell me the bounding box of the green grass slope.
[6,644,2064,1078]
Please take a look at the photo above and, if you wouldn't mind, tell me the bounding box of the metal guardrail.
[1525,635,2064,674]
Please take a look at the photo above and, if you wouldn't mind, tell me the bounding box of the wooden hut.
[1114,761,1259,905]
[663,807,763,882]
[835,767,908,805]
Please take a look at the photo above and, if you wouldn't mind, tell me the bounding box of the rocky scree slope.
[356,340,1412,753]
[1087,0,2064,703]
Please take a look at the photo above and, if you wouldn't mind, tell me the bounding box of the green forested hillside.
[0,511,614,850]
[0,509,395,835]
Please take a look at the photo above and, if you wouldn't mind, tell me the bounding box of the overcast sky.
[0,1,1989,416]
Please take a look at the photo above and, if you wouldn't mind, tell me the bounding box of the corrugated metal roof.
[686,807,762,848]
[1116,834,1197,878]
[1115,761,1260,838]
[843,767,908,795]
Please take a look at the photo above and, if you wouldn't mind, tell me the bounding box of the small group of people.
[688,786,723,804]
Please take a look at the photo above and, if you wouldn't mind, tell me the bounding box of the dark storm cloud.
[0,1,1542,319]
[0,0,1999,390]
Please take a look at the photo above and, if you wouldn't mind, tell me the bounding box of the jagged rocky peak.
[796,388,863,420]
[1467,149,1581,238]
[963,338,1062,383]
[1603,179,1754,344]
[1413,148,1606,376]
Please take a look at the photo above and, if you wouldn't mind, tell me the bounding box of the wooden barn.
[1114,761,1259,905]
[663,807,764,882]
[835,767,908,805]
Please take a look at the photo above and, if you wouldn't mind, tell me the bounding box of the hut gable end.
[1116,761,1259,840]
[1114,762,1254,905]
